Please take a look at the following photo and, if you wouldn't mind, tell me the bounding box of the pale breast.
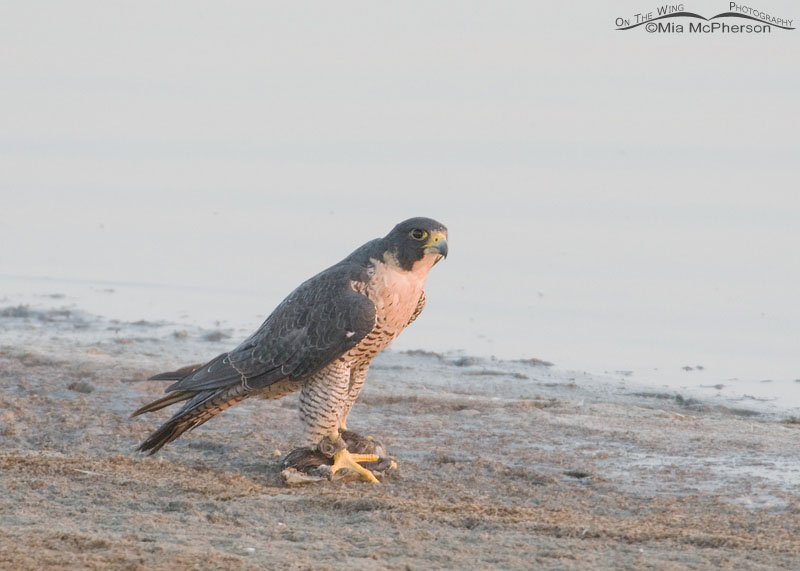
[368,260,426,335]
[346,256,430,363]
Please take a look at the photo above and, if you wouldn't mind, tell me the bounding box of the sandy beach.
[0,305,798,570]
[3,1,799,568]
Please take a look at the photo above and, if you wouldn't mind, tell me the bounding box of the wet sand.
[1,307,799,570]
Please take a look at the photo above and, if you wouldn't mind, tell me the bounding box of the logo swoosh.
[709,12,795,30]
[616,12,707,30]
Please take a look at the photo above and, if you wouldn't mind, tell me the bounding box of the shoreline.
[1,305,799,568]
[2,274,799,403]
[1,298,798,417]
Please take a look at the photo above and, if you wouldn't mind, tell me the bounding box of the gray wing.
[166,265,376,394]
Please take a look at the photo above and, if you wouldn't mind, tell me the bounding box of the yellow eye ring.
[409,229,428,241]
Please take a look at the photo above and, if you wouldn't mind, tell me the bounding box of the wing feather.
[163,264,376,394]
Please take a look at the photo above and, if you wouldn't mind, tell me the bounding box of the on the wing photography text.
[615,2,795,33]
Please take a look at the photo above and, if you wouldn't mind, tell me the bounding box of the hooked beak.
[424,231,448,258]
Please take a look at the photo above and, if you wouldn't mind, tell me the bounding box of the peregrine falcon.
[132,217,448,483]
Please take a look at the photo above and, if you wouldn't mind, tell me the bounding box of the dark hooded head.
[382,217,448,272]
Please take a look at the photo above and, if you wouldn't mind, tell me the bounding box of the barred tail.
[135,384,249,455]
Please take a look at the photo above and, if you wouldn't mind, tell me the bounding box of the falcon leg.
[338,364,368,434]
[293,369,385,483]
[325,432,380,483]
[331,449,380,483]
[282,431,394,484]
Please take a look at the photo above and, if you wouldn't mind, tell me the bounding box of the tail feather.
[131,391,195,417]
[148,363,205,382]
[135,384,249,455]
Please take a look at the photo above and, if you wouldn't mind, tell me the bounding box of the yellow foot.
[330,449,380,483]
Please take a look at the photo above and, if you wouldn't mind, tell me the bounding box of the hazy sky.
[2,2,798,377]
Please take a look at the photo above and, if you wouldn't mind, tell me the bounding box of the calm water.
[1,2,798,407]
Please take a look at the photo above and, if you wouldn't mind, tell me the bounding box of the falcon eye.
[409,229,427,241]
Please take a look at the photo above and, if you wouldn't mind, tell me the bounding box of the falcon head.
[384,217,448,272]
